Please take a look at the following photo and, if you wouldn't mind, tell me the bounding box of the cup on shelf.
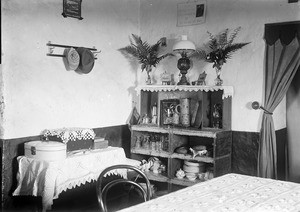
[198,172,205,181]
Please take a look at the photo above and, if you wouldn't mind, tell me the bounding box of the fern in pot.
[119,34,173,85]
[192,27,250,86]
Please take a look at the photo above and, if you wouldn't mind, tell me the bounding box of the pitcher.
[175,98,190,127]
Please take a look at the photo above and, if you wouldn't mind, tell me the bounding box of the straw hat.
[75,47,95,74]
[63,48,80,71]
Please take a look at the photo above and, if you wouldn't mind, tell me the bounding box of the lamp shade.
[173,35,196,53]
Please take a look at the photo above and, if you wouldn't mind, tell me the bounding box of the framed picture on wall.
[62,0,83,20]
[177,0,206,27]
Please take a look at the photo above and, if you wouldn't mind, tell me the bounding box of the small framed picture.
[62,0,83,20]
[160,99,179,126]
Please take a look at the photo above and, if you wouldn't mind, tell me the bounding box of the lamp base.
[177,55,191,86]
[177,78,190,85]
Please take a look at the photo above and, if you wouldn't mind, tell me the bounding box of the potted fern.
[193,27,250,85]
[119,34,173,84]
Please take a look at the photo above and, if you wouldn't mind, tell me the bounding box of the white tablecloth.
[119,173,300,212]
[13,147,129,211]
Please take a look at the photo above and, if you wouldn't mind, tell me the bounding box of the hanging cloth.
[258,22,300,179]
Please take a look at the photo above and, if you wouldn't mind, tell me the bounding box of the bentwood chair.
[96,164,151,212]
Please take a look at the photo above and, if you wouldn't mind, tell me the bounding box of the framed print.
[160,99,179,126]
[177,0,206,27]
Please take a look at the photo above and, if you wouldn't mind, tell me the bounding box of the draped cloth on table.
[258,22,300,179]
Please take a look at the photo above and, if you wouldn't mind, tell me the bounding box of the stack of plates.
[183,160,206,180]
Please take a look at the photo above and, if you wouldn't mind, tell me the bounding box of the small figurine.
[197,71,207,85]
[142,114,150,124]
[189,147,208,159]
[160,71,171,85]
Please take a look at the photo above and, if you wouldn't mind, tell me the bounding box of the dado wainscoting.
[1,127,287,210]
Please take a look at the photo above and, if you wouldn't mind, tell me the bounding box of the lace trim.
[42,127,96,143]
[136,85,234,99]
[55,170,126,198]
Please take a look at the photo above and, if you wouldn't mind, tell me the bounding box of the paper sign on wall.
[177,0,206,27]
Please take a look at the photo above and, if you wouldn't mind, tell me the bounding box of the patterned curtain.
[258,23,300,178]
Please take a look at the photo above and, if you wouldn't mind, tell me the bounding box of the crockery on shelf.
[176,168,186,179]
[174,146,188,154]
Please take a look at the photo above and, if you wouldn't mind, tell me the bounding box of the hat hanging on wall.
[63,47,80,71]
[75,47,95,74]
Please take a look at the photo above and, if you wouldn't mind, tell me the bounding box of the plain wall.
[1,0,140,139]
[1,0,300,139]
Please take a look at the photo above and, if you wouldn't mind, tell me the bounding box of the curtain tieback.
[252,101,273,115]
[263,110,273,115]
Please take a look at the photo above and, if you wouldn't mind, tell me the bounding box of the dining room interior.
[1,0,300,211]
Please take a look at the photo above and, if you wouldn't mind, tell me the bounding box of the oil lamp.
[173,35,196,85]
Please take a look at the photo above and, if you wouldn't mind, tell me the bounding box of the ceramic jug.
[175,98,190,127]
[173,110,180,125]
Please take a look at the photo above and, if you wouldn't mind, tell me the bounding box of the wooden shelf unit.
[130,85,233,189]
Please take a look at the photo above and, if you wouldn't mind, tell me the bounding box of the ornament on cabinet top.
[160,71,172,85]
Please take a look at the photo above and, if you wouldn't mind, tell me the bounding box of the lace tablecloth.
[119,173,300,212]
[13,147,128,211]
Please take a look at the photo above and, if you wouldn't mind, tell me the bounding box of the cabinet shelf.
[172,127,227,138]
[131,125,169,133]
[130,85,232,192]
[132,125,229,138]
[144,171,169,182]
[170,153,214,163]
[131,148,170,158]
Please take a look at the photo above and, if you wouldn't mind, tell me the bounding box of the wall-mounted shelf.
[46,41,101,59]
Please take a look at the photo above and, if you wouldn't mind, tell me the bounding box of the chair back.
[96,164,151,212]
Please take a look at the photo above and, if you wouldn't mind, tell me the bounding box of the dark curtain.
[258,23,300,178]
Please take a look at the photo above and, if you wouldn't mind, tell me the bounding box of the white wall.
[1,0,140,139]
[1,0,299,139]
[139,0,300,132]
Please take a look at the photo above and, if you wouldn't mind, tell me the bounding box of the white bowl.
[186,174,197,181]
[184,160,200,167]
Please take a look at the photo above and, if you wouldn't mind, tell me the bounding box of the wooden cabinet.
[130,85,233,190]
